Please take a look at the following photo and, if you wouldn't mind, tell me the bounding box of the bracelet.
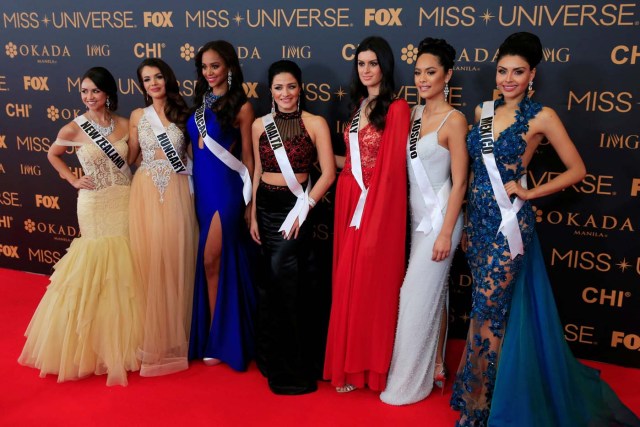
[309,196,317,208]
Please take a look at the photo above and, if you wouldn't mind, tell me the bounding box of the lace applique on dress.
[342,122,383,188]
[77,137,130,190]
[137,115,186,202]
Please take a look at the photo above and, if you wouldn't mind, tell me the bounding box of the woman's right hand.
[250,218,261,245]
[70,175,95,190]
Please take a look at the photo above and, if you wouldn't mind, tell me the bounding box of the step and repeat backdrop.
[0,1,638,367]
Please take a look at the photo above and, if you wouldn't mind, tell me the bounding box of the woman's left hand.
[244,203,252,229]
[283,219,300,240]
[504,180,530,200]
[432,234,451,262]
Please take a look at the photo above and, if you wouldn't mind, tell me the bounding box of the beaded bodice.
[76,137,130,190]
[137,115,187,202]
[259,111,316,173]
[342,121,383,188]
[466,96,542,252]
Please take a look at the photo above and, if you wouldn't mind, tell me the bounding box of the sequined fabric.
[259,111,316,173]
[137,115,187,202]
[342,122,383,188]
[451,96,542,427]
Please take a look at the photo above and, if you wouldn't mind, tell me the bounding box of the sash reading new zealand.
[74,116,132,179]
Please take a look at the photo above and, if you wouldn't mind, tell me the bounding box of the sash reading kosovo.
[195,104,252,204]
[479,101,527,259]
[74,115,132,179]
[408,105,450,235]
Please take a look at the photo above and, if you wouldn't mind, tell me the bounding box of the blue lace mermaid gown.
[186,108,256,371]
[451,97,639,427]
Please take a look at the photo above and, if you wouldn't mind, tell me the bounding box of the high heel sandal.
[336,384,357,393]
[434,363,448,394]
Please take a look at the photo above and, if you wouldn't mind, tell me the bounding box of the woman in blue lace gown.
[451,32,640,426]
[186,40,256,371]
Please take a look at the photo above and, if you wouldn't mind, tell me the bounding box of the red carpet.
[2,267,639,426]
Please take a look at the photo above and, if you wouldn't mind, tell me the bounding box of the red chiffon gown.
[324,99,410,391]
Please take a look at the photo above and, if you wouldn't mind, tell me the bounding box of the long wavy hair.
[193,40,247,131]
[349,36,396,130]
[136,58,189,133]
[82,67,118,111]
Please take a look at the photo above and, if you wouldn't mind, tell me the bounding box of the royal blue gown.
[186,107,256,371]
[451,96,639,426]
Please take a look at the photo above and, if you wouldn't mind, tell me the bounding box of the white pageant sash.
[74,116,132,180]
[144,106,191,174]
[261,114,311,235]
[479,101,527,259]
[194,104,252,205]
[408,105,450,235]
[348,103,368,229]
[144,106,194,194]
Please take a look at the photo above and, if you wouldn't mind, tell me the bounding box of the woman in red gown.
[324,36,411,393]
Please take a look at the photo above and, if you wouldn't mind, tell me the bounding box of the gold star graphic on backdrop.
[233,13,244,25]
[334,87,346,100]
[481,10,494,24]
[41,15,50,26]
[617,258,631,272]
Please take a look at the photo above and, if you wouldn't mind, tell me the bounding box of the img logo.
[364,8,402,26]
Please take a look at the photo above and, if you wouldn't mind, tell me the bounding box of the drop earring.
[443,82,449,101]
[297,97,300,112]
[528,80,533,95]
[271,96,275,115]
[106,97,111,109]
[227,71,232,89]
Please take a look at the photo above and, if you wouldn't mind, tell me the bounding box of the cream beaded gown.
[19,136,144,386]
[129,115,197,376]
[381,108,463,405]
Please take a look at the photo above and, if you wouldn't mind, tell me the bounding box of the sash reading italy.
[408,105,450,235]
[194,104,252,205]
[261,114,311,235]
[479,100,527,259]
[74,115,132,180]
[348,103,368,229]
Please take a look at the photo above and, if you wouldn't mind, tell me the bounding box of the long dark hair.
[193,40,247,130]
[136,58,189,133]
[82,66,118,111]
[349,36,396,130]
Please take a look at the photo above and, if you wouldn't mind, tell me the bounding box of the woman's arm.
[249,118,263,245]
[47,123,94,190]
[127,109,142,165]
[432,112,469,261]
[505,107,586,200]
[304,114,336,206]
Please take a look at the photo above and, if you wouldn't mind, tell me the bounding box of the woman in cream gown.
[18,67,144,386]
[128,58,197,376]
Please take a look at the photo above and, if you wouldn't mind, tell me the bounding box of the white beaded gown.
[380,108,463,405]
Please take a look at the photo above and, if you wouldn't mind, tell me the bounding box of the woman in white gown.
[381,38,468,405]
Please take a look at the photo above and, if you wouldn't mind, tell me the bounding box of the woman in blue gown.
[186,40,256,371]
[450,32,640,427]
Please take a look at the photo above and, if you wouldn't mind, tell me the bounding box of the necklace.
[88,114,115,137]
[204,91,224,109]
